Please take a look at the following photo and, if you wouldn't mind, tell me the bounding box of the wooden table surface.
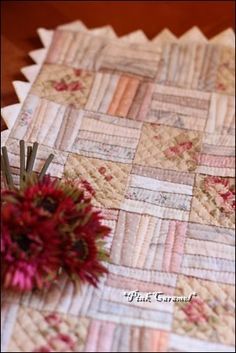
[1,0,235,118]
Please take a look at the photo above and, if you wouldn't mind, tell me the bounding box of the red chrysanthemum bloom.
[23,176,82,225]
[1,191,61,291]
[62,212,110,286]
[1,176,111,291]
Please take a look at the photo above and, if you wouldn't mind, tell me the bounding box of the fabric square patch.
[85,72,144,119]
[46,30,108,70]
[205,93,235,135]
[180,222,235,284]
[134,123,202,172]
[156,43,235,96]
[172,276,235,346]
[145,84,210,131]
[31,64,95,108]
[7,306,89,352]
[190,174,235,229]
[111,210,187,274]
[9,94,84,151]
[71,111,142,163]
[121,164,194,220]
[64,154,131,209]
[98,40,161,79]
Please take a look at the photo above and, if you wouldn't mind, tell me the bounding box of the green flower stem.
[38,154,54,181]
[19,140,25,188]
[26,142,38,173]
[1,154,8,187]
[26,146,32,170]
[1,146,14,189]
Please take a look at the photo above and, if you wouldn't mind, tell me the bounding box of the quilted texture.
[173,277,234,345]
[134,123,202,172]
[190,175,235,228]
[1,23,235,353]
[31,64,95,108]
[7,307,89,352]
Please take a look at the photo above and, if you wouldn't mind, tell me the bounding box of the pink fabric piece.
[163,221,187,272]
[199,154,235,168]
[137,83,154,121]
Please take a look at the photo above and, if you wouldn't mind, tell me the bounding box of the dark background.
[1,0,235,110]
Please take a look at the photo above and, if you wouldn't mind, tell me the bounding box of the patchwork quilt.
[1,22,235,352]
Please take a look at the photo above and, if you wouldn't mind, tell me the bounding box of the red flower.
[73,179,96,198]
[98,167,106,175]
[67,81,83,91]
[204,176,235,213]
[52,80,68,91]
[98,167,113,182]
[164,141,193,158]
[183,298,208,324]
[45,313,62,327]
[1,176,111,291]
[74,68,82,76]
[62,207,110,286]
[1,195,61,291]
[105,175,113,182]
[23,177,80,225]
[52,79,83,92]
[49,333,76,350]
[63,234,109,286]
[217,83,226,91]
